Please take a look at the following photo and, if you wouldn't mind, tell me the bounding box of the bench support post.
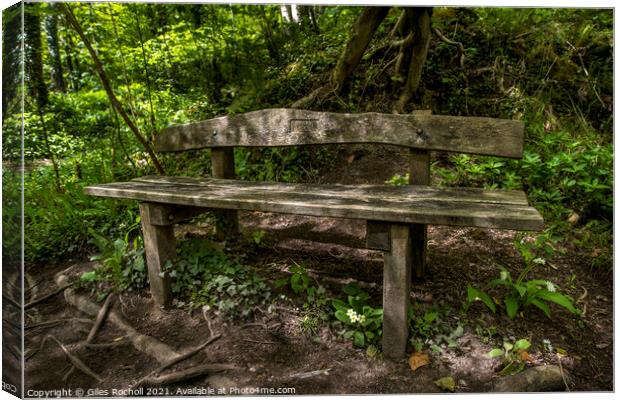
[382,223,412,359]
[211,147,239,240]
[409,148,430,279]
[139,202,175,308]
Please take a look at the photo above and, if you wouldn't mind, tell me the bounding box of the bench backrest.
[156,108,525,158]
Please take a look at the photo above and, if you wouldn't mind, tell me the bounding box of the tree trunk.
[25,3,48,109]
[60,3,165,175]
[45,5,66,92]
[2,3,21,116]
[393,8,432,113]
[331,7,390,91]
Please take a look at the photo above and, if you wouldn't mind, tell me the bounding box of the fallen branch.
[141,364,236,386]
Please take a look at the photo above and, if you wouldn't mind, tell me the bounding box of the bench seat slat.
[132,176,529,206]
[84,178,543,231]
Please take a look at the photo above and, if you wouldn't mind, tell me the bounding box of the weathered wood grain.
[156,108,524,158]
[85,179,544,231]
[131,176,530,205]
[211,147,238,239]
[139,203,175,308]
[366,220,391,251]
[382,224,412,359]
[409,148,431,279]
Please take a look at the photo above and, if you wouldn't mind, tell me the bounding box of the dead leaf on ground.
[518,349,533,362]
[434,376,456,392]
[408,351,430,372]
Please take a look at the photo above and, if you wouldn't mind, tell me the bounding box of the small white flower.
[347,309,359,323]
[533,257,546,265]
[545,281,556,292]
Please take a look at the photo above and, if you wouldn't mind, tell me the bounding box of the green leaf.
[335,310,349,323]
[331,299,349,311]
[514,339,531,351]
[80,270,98,282]
[530,298,552,318]
[343,283,360,296]
[353,331,365,347]
[488,348,503,358]
[536,291,579,314]
[467,285,496,313]
[505,296,519,319]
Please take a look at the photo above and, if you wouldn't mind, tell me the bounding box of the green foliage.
[331,283,383,348]
[84,226,147,292]
[408,302,464,352]
[163,238,271,318]
[385,173,409,186]
[465,234,580,319]
[487,338,532,376]
[275,260,328,312]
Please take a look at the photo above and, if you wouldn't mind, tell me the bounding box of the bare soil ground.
[23,145,612,395]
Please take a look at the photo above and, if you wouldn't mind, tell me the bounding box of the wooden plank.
[139,203,175,308]
[131,176,530,206]
[382,224,412,359]
[211,148,238,240]
[366,220,391,251]
[409,148,430,279]
[156,108,524,158]
[85,181,544,231]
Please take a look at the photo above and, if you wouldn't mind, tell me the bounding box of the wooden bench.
[84,108,543,359]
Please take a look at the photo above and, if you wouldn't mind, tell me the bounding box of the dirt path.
[24,145,612,394]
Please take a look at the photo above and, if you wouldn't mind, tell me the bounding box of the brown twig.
[557,354,570,392]
[433,27,465,67]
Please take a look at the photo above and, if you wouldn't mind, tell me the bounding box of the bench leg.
[410,223,427,279]
[139,203,175,308]
[382,224,412,359]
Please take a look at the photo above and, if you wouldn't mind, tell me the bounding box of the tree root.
[86,293,113,343]
[44,335,103,382]
[25,281,76,309]
[493,365,565,392]
[55,273,179,363]
[132,334,222,388]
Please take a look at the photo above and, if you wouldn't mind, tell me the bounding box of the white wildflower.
[533,257,546,265]
[347,308,359,323]
[545,281,556,292]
